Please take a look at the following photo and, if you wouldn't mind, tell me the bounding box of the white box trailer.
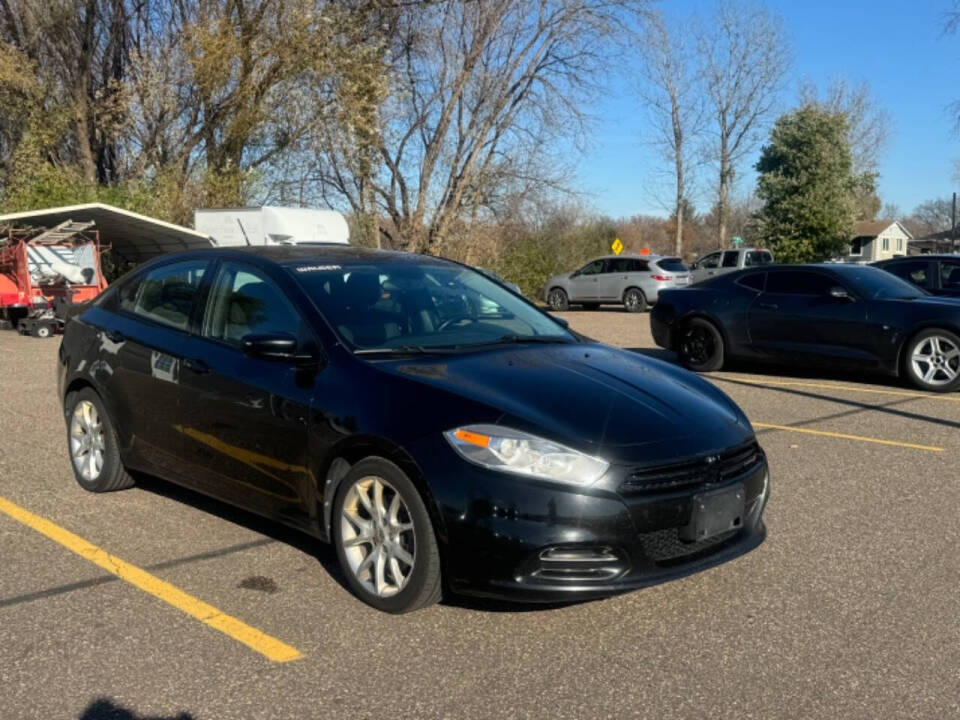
[194,206,350,247]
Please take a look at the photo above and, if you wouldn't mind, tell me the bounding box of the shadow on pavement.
[132,474,349,597]
[78,698,194,720]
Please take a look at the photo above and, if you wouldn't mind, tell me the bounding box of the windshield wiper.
[480,334,577,346]
[354,345,462,355]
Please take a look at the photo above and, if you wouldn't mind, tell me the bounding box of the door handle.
[104,330,125,343]
[183,358,210,374]
[758,302,779,311]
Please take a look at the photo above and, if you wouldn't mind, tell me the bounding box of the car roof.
[876,255,959,262]
[153,244,456,269]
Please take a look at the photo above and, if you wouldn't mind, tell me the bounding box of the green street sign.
[732,236,743,246]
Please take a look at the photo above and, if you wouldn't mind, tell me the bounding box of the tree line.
[0,1,957,294]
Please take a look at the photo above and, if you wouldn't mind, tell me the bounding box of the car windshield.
[290,258,574,351]
[842,266,928,300]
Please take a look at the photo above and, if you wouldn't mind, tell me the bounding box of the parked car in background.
[475,267,522,295]
[689,247,773,284]
[651,264,960,392]
[872,255,960,298]
[544,255,690,312]
[58,245,769,613]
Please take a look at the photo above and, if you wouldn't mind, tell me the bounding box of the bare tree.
[312,0,643,253]
[880,202,902,220]
[637,10,702,256]
[909,197,954,235]
[696,0,790,248]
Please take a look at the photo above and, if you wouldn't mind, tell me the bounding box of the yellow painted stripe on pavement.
[722,376,960,402]
[0,494,302,663]
[752,422,944,453]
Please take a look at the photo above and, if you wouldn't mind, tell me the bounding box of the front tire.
[334,458,442,613]
[677,318,725,372]
[65,388,135,492]
[903,328,960,392]
[623,288,648,313]
[547,288,569,311]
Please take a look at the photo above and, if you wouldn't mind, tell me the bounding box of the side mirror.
[829,286,853,301]
[690,261,699,270]
[553,316,570,328]
[242,332,318,365]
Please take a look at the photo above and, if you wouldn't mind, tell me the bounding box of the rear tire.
[64,388,135,492]
[547,288,569,311]
[902,328,960,392]
[333,457,443,613]
[623,287,648,313]
[677,318,725,372]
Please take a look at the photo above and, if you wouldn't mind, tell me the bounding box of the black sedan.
[872,254,960,298]
[651,264,960,392]
[58,246,768,612]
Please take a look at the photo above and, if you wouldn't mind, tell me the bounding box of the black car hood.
[378,343,752,465]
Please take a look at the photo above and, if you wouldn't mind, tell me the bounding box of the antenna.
[236,218,252,246]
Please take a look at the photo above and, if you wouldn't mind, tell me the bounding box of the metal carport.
[0,203,214,263]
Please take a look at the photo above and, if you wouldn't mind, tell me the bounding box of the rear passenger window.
[941,261,960,290]
[721,251,740,268]
[736,273,766,292]
[607,258,635,273]
[766,271,834,295]
[202,263,302,346]
[745,251,773,266]
[126,260,208,330]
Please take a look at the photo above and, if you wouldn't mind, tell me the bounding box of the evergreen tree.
[755,105,872,263]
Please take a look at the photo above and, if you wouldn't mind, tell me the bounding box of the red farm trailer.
[0,220,108,338]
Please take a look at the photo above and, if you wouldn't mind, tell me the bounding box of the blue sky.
[577,0,960,218]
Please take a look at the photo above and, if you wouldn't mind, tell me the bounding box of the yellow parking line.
[752,422,944,453]
[0,495,302,663]
[722,376,960,402]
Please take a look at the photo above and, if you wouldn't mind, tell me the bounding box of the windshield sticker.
[295,264,341,272]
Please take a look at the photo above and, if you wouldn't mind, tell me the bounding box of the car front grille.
[620,441,762,494]
[638,527,738,565]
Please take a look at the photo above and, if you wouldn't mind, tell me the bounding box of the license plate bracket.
[680,483,745,543]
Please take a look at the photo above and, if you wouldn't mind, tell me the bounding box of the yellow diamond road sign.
[611,237,624,255]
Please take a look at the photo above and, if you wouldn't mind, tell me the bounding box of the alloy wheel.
[911,335,960,386]
[548,290,566,311]
[624,290,643,311]
[340,476,416,598]
[70,400,105,481]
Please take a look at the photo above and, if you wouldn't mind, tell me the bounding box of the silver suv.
[689,247,773,284]
[544,255,690,312]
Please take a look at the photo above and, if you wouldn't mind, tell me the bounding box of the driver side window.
[202,263,302,347]
[578,259,605,276]
[699,253,721,269]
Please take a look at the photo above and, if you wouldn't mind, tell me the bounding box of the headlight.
[444,424,609,486]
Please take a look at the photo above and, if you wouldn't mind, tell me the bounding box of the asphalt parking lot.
[2,311,958,720]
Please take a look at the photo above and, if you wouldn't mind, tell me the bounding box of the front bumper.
[414,437,770,602]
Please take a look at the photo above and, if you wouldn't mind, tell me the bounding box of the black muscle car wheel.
[904,329,960,392]
[678,318,725,372]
